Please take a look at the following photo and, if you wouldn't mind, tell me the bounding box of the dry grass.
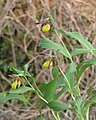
[0,0,96,119]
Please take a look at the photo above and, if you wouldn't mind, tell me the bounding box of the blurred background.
[0,0,96,119]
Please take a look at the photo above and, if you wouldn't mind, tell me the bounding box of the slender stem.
[78,114,84,120]
[37,93,48,104]
[54,29,73,63]
[25,78,48,103]
[51,110,59,120]
[71,94,75,100]
[26,78,34,89]
[59,67,71,91]
[80,116,84,120]
[76,83,81,96]
[29,75,43,96]
[86,107,89,120]
[55,28,75,100]
[33,78,43,96]
[56,112,60,120]
[26,77,59,120]
[25,75,43,96]
[59,67,75,100]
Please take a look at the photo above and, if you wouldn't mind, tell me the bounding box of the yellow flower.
[43,59,53,68]
[11,80,18,89]
[20,76,25,83]
[17,81,22,88]
[11,76,24,89]
[41,23,51,33]
[36,18,54,33]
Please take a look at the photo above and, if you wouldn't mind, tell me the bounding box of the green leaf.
[58,63,76,93]
[6,94,29,103]
[73,87,80,97]
[65,63,76,91]
[39,80,57,110]
[57,76,65,87]
[55,86,68,99]
[38,83,47,109]
[9,66,24,75]
[9,86,33,94]
[68,97,84,114]
[44,80,57,102]
[52,67,59,80]
[87,88,93,97]
[0,92,31,106]
[82,96,96,117]
[39,37,71,59]
[49,15,54,22]
[82,102,91,118]
[82,96,96,116]
[0,92,8,104]
[76,59,96,83]
[58,29,96,57]
[64,31,93,48]
[90,96,96,103]
[24,64,29,75]
[38,82,47,93]
[38,116,44,120]
[71,48,93,56]
[68,97,82,107]
[48,100,69,111]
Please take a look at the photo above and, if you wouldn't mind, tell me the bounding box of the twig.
[0,71,11,85]
[0,0,15,34]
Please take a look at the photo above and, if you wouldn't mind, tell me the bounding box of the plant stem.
[26,78,48,103]
[86,107,89,120]
[59,67,71,91]
[56,112,60,120]
[32,77,43,96]
[51,110,59,120]
[78,115,84,120]
[59,67,76,100]
[71,93,75,100]
[26,77,59,120]
[76,83,81,96]
[25,75,43,96]
[80,117,84,120]
[54,29,73,63]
